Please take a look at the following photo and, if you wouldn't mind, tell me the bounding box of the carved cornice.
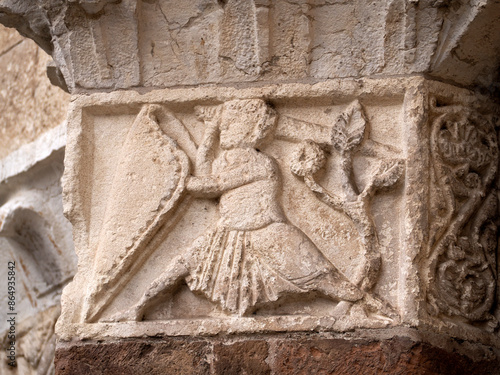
[0,0,498,93]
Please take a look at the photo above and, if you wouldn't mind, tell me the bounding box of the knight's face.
[218,99,273,149]
[219,114,255,150]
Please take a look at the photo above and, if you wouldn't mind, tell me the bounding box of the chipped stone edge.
[0,122,67,183]
[59,315,392,341]
[74,77,417,107]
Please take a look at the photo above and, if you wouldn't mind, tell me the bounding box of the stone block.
[0,25,69,159]
[213,340,270,375]
[55,339,211,375]
[55,334,500,374]
[2,1,499,92]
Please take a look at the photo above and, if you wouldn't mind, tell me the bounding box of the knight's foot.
[361,293,399,322]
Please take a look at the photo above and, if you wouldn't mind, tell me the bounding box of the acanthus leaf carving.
[365,159,405,195]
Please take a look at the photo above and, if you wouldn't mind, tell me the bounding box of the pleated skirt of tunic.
[186,225,327,315]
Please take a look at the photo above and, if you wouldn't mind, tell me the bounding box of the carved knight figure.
[114,99,369,320]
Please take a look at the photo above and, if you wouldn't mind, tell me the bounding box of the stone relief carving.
[52,80,500,347]
[290,100,404,299]
[77,97,404,324]
[426,98,499,326]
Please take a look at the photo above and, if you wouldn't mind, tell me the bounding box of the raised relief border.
[58,78,455,340]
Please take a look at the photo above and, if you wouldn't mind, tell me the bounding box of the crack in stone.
[0,39,23,58]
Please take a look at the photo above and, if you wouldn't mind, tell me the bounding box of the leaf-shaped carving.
[331,100,366,153]
[370,159,404,190]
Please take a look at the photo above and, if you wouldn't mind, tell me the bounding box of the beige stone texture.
[55,78,499,359]
[0,24,22,55]
[0,1,499,370]
[1,1,499,92]
[0,24,69,160]
[58,79,410,339]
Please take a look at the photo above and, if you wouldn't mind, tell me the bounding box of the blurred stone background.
[0,24,69,159]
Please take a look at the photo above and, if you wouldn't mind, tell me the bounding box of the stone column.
[2,1,500,373]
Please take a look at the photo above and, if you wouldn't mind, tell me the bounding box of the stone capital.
[2,1,500,372]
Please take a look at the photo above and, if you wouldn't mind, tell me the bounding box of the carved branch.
[290,99,404,292]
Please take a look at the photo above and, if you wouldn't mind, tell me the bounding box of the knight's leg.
[137,255,191,319]
[113,255,190,321]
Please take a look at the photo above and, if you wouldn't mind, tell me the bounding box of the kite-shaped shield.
[82,104,191,322]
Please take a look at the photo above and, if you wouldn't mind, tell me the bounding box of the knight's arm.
[186,163,270,198]
[195,107,220,175]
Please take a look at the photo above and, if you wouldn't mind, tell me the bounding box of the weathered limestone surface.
[0,125,77,374]
[61,80,409,334]
[1,0,499,92]
[0,23,21,52]
[1,1,499,374]
[54,77,500,356]
[0,22,72,373]
[0,24,70,160]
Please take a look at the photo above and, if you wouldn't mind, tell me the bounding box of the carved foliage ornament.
[289,101,404,293]
[427,100,499,324]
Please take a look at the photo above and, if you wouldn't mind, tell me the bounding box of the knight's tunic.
[186,148,333,315]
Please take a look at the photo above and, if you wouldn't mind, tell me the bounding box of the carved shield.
[82,105,190,322]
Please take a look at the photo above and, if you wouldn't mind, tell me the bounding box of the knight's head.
[219,99,277,150]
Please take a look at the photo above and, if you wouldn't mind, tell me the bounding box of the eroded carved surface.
[56,79,500,348]
[106,99,392,323]
[425,98,499,330]
[58,79,423,341]
[2,0,499,92]
[290,101,404,293]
